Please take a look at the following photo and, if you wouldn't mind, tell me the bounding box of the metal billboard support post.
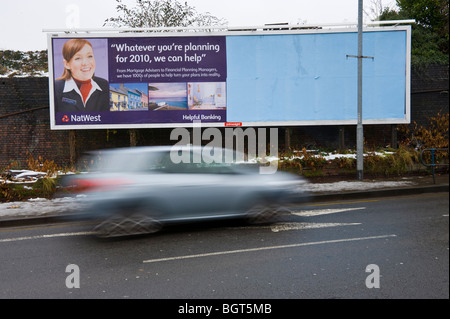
[356,0,364,181]
[347,0,374,180]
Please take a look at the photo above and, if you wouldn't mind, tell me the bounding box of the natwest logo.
[60,114,102,124]
[69,114,102,122]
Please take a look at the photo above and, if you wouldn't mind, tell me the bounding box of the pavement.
[0,173,448,228]
[305,173,449,197]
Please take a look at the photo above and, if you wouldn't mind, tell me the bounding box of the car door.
[156,149,249,219]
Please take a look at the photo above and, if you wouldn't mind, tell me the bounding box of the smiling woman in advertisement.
[54,39,110,112]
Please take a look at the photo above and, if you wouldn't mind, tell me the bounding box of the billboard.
[47,26,411,129]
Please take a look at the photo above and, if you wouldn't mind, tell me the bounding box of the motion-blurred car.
[62,146,308,237]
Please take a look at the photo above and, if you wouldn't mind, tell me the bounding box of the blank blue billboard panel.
[226,29,408,125]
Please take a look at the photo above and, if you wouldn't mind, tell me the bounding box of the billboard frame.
[46,23,411,130]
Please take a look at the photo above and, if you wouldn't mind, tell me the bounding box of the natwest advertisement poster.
[50,35,227,129]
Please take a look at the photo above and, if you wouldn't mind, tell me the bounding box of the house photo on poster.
[109,83,149,111]
[148,82,188,111]
[188,82,226,110]
[146,82,227,111]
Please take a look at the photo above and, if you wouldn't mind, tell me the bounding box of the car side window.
[154,150,237,174]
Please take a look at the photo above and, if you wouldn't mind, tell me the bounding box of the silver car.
[63,146,308,237]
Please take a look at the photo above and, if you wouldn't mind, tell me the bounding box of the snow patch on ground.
[0,197,86,219]
[304,180,414,193]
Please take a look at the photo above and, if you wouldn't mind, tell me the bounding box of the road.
[0,193,448,301]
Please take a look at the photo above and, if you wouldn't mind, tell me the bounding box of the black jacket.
[54,77,110,112]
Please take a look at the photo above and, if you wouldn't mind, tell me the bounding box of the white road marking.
[142,234,397,263]
[270,222,361,232]
[291,207,366,217]
[0,231,94,243]
[236,207,366,232]
[0,206,371,242]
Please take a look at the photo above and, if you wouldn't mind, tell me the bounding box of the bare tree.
[364,0,398,21]
[104,0,227,28]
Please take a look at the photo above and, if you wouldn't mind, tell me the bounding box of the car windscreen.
[76,151,165,173]
[77,148,260,174]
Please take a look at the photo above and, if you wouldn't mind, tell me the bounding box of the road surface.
[0,193,448,301]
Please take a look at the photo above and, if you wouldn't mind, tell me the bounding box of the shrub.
[279,148,327,175]
[399,111,449,167]
[33,178,57,198]
[332,156,356,170]
[364,147,419,176]
[0,180,21,202]
[299,148,326,171]
[279,157,303,174]
[26,152,61,177]
[0,154,61,201]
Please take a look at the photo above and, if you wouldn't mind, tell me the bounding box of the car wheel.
[246,202,292,224]
[246,202,277,224]
[93,212,162,238]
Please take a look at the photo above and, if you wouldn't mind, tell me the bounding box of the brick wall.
[410,64,449,126]
[0,64,448,167]
[0,78,67,167]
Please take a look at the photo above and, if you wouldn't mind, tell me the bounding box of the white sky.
[0,0,397,51]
